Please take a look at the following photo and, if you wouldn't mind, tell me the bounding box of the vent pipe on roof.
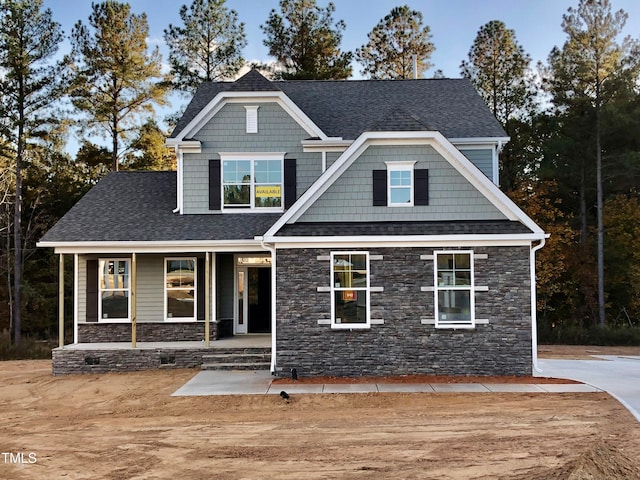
[412,54,418,79]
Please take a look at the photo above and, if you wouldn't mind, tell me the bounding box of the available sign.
[255,185,281,198]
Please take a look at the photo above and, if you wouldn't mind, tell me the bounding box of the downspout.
[260,238,277,374]
[531,238,546,374]
[173,147,183,214]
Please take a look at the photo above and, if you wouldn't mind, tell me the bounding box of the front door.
[235,258,272,334]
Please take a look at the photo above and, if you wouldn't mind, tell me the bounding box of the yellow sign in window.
[255,185,281,198]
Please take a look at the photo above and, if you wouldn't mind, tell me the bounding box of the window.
[331,252,370,328]
[98,259,130,322]
[165,258,196,321]
[221,154,284,210]
[434,251,475,328]
[386,161,415,206]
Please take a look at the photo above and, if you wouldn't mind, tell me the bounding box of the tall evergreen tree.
[460,21,534,191]
[547,0,639,326]
[68,1,168,171]
[261,0,352,80]
[356,5,435,80]
[0,0,66,346]
[164,0,246,93]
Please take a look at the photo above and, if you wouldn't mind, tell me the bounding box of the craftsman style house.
[40,69,547,376]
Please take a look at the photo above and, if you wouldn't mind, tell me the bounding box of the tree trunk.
[13,91,24,347]
[596,104,605,327]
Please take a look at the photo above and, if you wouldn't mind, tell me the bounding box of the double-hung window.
[434,251,475,328]
[98,259,130,321]
[331,252,370,329]
[221,153,284,210]
[386,161,415,206]
[165,258,196,321]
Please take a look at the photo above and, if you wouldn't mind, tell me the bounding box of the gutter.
[173,147,182,213]
[531,237,547,374]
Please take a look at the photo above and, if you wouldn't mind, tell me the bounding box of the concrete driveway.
[538,355,640,422]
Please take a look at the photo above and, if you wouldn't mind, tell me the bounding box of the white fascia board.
[173,91,328,142]
[164,139,202,153]
[265,131,545,237]
[449,137,510,145]
[302,139,352,153]
[270,235,546,249]
[38,240,266,255]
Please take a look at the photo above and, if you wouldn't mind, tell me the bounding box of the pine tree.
[547,0,639,326]
[164,0,246,93]
[0,0,66,346]
[68,1,168,171]
[261,0,352,80]
[356,5,435,80]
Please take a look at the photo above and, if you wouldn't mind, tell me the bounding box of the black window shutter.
[197,257,205,320]
[284,158,297,209]
[86,259,98,322]
[372,170,387,206]
[415,169,429,206]
[209,159,221,210]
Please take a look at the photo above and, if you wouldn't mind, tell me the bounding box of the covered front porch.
[52,248,276,374]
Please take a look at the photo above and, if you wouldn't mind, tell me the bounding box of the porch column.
[58,254,64,348]
[205,252,210,347]
[131,252,137,348]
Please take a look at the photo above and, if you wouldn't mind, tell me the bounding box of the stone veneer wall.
[275,246,532,377]
[77,321,220,343]
[52,347,207,375]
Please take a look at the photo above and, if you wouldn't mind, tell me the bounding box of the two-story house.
[40,69,547,376]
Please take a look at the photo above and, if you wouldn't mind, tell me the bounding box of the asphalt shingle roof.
[40,172,282,243]
[275,221,533,237]
[170,70,507,140]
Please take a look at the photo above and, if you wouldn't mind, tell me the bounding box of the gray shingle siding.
[297,145,507,223]
[459,148,493,180]
[183,102,321,214]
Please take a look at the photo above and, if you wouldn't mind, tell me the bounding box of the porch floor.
[58,334,271,351]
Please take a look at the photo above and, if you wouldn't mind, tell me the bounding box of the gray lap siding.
[275,246,532,377]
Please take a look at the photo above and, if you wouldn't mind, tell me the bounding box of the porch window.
[165,258,196,321]
[221,154,284,210]
[98,259,130,322]
[434,251,475,328]
[331,252,370,329]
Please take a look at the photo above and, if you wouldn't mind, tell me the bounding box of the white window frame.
[220,152,285,212]
[164,257,197,322]
[434,250,475,329]
[330,251,370,329]
[386,161,416,207]
[244,105,259,133]
[98,258,131,323]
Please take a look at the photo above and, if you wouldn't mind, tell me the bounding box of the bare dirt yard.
[1,348,640,480]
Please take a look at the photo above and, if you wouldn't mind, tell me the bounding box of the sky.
[40,0,640,152]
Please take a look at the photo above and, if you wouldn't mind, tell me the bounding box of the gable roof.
[170,70,507,140]
[39,172,282,246]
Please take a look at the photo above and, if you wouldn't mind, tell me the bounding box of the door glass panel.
[237,271,245,325]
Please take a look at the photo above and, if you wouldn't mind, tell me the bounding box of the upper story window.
[386,161,415,206]
[221,153,284,210]
[98,258,130,322]
[434,251,475,329]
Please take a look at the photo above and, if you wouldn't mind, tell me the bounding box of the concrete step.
[201,362,271,371]
[202,353,271,364]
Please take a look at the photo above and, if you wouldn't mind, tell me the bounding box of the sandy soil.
[539,344,640,360]
[1,359,640,479]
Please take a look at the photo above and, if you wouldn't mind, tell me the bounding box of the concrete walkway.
[172,370,602,397]
[538,356,640,423]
